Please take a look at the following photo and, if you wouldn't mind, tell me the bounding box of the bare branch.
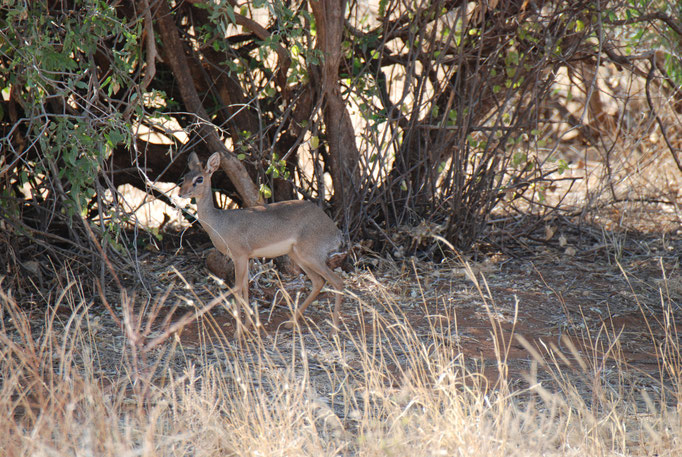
[155,0,261,207]
[645,56,682,173]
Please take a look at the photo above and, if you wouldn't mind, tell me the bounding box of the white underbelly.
[250,238,295,258]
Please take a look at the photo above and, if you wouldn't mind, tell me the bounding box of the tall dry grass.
[0,263,680,456]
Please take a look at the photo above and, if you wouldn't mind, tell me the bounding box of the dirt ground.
[5,209,680,436]
[119,218,681,400]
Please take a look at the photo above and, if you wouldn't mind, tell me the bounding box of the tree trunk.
[310,0,361,226]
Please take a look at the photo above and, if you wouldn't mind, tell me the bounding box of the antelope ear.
[206,152,221,174]
[188,152,202,171]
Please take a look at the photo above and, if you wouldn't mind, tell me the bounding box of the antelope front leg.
[232,256,249,338]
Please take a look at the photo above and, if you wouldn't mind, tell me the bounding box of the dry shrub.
[1,260,680,456]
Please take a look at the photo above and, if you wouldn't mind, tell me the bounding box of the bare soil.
[117,220,681,399]
[6,211,680,418]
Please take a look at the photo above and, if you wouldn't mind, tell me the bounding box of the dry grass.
[1,256,680,457]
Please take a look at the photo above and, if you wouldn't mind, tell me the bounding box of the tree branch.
[645,56,682,174]
[155,0,261,207]
[187,0,291,98]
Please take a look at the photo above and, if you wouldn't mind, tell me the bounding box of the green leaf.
[378,0,387,16]
[225,6,236,24]
[310,135,319,149]
[512,152,527,167]
[259,184,272,199]
[105,129,126,147]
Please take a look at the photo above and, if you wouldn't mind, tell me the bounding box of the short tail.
[327,233,351,271]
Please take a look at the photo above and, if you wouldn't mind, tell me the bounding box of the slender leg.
[232,255,249,337]
[287,248,344,330]
[240,257,262,332]
[285,250,322,327]
[314,264,344,330]
[291,269,324,325]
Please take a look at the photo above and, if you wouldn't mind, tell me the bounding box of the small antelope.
[179,152,344,335]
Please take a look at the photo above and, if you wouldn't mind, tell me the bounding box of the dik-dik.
[179,152,344,335]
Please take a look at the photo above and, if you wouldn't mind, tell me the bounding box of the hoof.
[284,319,296,329]
[233,322,250,339]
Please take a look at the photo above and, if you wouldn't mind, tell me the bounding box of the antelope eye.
[195,176,204,185]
